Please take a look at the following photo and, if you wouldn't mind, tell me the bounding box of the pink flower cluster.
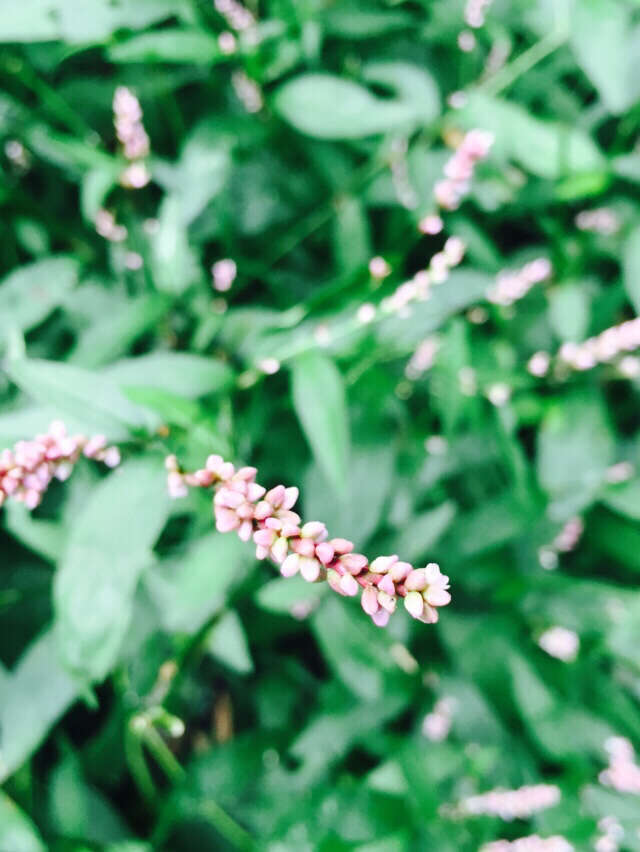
[487,258,552,306]
[599,737,640,795]
[459,784,561,821]
[481,836,573,852]
[112,86,150,189]
[434,129,494,211]
[165,454,451,628]
[559,317,640,371]
[0,421,120,510]
[382,237,466,315]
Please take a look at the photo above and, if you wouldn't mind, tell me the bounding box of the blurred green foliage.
[1,0,640,849]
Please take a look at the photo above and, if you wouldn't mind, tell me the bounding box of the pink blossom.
[0,422,120,509]
[435,129,494,211]
[166,453,452,628]
[459,783,561,820]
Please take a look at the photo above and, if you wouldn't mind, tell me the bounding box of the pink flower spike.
[280,553,300,577]
[361,585,379,615]
[372,608,390,628]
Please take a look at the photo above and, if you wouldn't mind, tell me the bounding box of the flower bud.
[405,569,427,591]
[370,555,398,574]
[377,591,397,613]
[361,585,379,615]
[331,538,354,554]
[425,587,451,606]
[371,608,390,627]
[271,536,289,564]
[315,542,335,564]
[301,521,326,539]
[340,553,368,574]
[389,560,412,582]
[378,573,396,596]
[300,557,321,582]
[404,591,425,619]
[280,553,300,577]
[339,573,359,596]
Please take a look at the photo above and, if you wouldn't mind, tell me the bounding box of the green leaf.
[68,295,169,368]
[623,223,640,314]
[108,30,223,64]
[254,574,327,614]
[311,597,413,702]
[537,391,614,518]
[0,629,77,783]
[602,477,640,520]
[0,791,46,852]
[48,754,130,844]
[154,122,232,226]
[6,357,155,441]
[291,351,350,497]
[362,62,439,124]
[3,502,64,562]
[105,352,233,398]
[151,196,202,294]
[303,445,394,548]
[547,282,591,342]
[0,257,78,345]
[0,0,177,43]
[388,501,457,564]
[459,92,605,179]
[273,73,419,139]
[54,456,170,682]
[206,610,254,674]
[570,0,639,114]
[145,533,251,635]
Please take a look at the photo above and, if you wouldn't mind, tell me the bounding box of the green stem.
[125,722,157,803]
[480,24,569,97]
[142,726,185,784]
